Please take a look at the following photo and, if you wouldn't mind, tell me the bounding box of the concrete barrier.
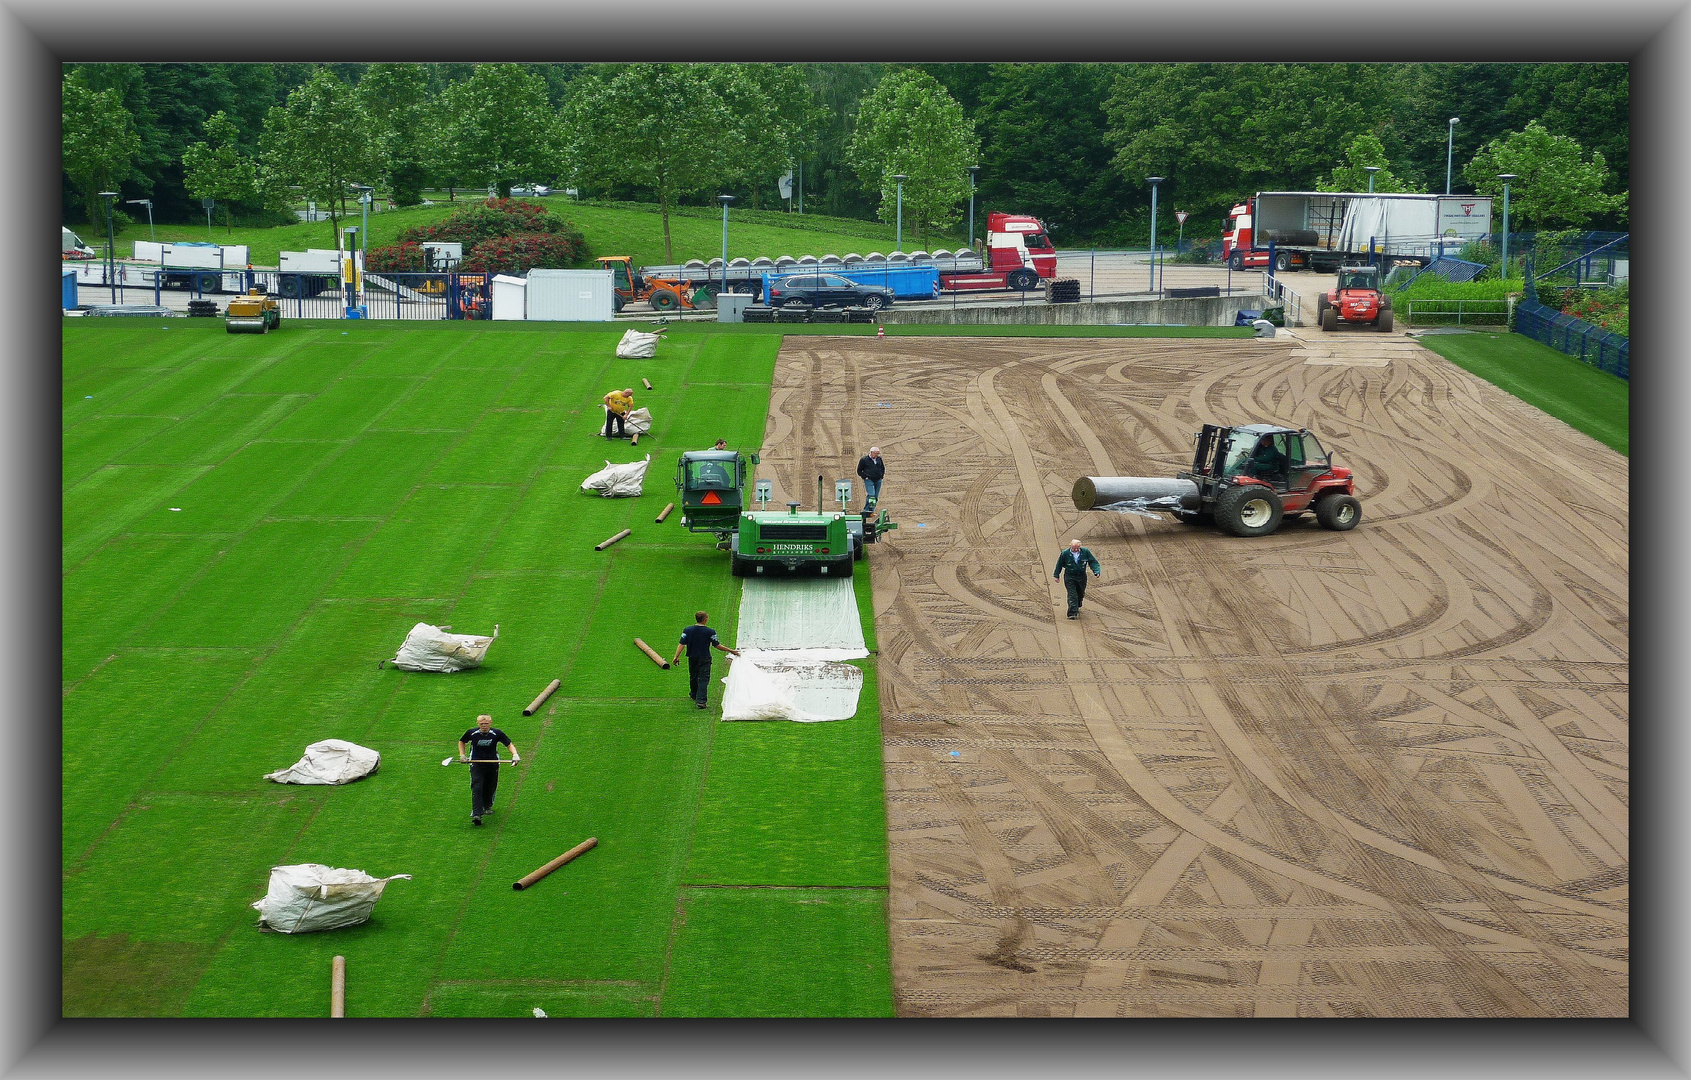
[878,293,1274,328]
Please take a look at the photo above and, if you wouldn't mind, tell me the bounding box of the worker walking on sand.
[1053,539,1102,620]
[671,611,741,710]
[603,388,635,439]
[457,714,519,826]
[856,447,886,510]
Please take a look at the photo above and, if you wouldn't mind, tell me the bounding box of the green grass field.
[1416,331,1629,456]
[100,197,937,271]
[62,318,893,1017]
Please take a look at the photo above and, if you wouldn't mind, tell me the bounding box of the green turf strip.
[326,484,516,600]
[423,982,657,1019]
[123,440,342,535]
[1416,331,1630,456]
[269,431,444,520]
[63,464,209,569]
[660,887,893,1017]
[114,393,310,467]
[109,356,270,421]
[475,467,641,574]
[62,535,227,684]
[62,648,262,864]
[62,414,178,487]
[370,367,517,432]
[225,342,365,394]
[425,409,562,485]
[261,375,424,441]
[145,519,379,647]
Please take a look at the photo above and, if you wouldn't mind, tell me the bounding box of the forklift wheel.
[1215,485,1283,538]
[1315,493,1362,531]
[1320,306,1337,332]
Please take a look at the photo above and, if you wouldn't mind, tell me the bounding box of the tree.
[1462,120,1624,228]
[846,69,979,243]
[258,69,385,245]
[357,63,433,206]
[562,63,743,263]
[720,64,817,210]
[439,64,559,199]
[182,111,259,231]
[61,73,140,228]
[972,64,1127,242]
[1318,133,1421,194]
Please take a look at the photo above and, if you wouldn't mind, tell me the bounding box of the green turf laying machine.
[674,449,897,576]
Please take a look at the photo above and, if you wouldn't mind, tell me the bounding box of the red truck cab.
[985,211,1057,279]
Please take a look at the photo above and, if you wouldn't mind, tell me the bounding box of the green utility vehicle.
[674,449,897,576]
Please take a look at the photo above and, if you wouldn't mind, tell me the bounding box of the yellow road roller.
[225,289,281,334]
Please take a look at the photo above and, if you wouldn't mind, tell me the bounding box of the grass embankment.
[1417,331,1629,456]
[62,319,893,1017]
[98,197,951,271]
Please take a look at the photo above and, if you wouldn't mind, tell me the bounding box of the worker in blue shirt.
[1053,539,1102,619]
[670,611,741,709]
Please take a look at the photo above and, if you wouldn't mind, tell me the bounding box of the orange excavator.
[595,256,713,314]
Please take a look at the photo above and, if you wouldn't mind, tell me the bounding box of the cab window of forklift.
[1302,434,1329,464]
[1338,270,1374,290]
[1286,434,1305,467]
[612,264,630,288]
[688,461,733,489]
[1220,435,1256,476]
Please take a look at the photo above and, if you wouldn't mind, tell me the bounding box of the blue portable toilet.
[62,270,77,311]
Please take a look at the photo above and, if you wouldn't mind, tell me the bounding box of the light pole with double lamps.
[718,195,735,300]
[1446,117,1460,195]
[967,166,980,251]
[1497,174,1517,280]
[98,191,119,303]
[1146,176,1164,292]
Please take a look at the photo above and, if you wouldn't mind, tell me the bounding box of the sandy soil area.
[756,329,1628,1017]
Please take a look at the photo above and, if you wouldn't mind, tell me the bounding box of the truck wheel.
[1227,252,1243,271]
[1215,485,1283,538]
[1320,306,1338,332]
[1376,300,1393,332]
[1007,268,1039,291]
[649,289,680,312]
[279,277,300,299]
[1314,493,1362,531]
[1275,251,1292,272]
[863,293,887,311]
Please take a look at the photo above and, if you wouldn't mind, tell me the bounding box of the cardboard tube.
[655,502,674,523]
[523,678,561,716]
[331,956,346,1018]
[634,638,671,669]
[641,378,653,390]
[595,528,631,551]
[630,432,639,446]
[513,837,598,891]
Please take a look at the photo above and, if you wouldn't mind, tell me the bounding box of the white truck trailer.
[131,241,250,292]
[1222,192,1494,272]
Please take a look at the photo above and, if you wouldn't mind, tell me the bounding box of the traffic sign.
[1175,211,1189,225]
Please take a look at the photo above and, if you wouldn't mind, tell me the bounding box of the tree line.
[62,61,1628,252]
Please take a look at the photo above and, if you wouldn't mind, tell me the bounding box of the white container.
[525,268,614,322]
[490,274,528,320]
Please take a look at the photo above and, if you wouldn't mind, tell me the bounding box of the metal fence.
[1513,298,1629,380]
[1404,299,1511,329]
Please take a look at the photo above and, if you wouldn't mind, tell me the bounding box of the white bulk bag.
[252,864,411,933]
[624,407,653,435]
[388,622,499,672]
[264,739,382,785]
[581,455,650,498]
[615,328,664,358]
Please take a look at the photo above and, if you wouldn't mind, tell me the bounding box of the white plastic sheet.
[251,864,412,933]
[720,650,863,723]
[264,739,381,785]
[581,455,650,498]
[735,577,867,658]
[615,328,664,358]
[390,622,499,672]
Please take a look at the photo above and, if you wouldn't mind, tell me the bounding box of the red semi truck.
[1222,192,1494,272]
[637,210,1058,298]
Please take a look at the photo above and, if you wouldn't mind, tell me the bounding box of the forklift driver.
[1243,434,1290,486]
[690,459,733,489]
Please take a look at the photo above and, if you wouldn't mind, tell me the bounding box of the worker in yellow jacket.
[603,388,635,438]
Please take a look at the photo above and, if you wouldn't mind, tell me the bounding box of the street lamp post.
[718,195,735,300]
[967,166,980,251]
[890,174,907,252]
[1446,117,1460,195]
[351,184,373,311]
[1146,177,1164,292]
[1364,166,1380,193]
[98,191,118,303]
[126,199,154,243]
[1497,174,1517,280]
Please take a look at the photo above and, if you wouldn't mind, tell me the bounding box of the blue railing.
[1514,298,1628,381]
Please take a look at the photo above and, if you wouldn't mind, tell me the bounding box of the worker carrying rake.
[603,387,635,439]
[1053,539,1102,620]
[457,714,519,826]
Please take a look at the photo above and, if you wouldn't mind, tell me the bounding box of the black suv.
[766,273,893,311]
